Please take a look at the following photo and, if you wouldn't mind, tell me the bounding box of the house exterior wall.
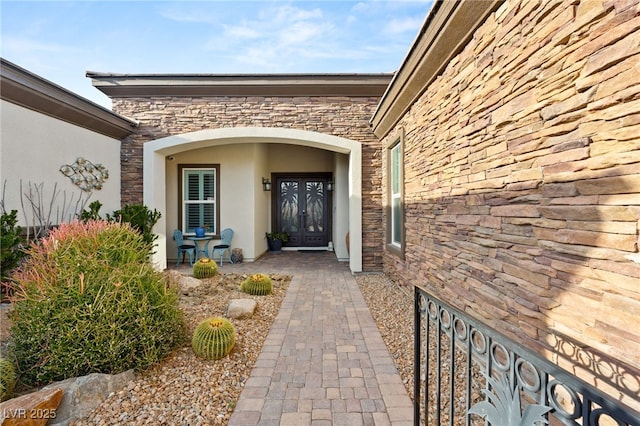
[112,96,383,270]
[163,143,336,262]
[0,100,121,227]
[381,0,640,408]
[165,143,257,262]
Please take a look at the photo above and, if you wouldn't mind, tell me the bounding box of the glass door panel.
[275,175,330,247]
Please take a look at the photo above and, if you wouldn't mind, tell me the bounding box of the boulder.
[0,387,63,425]
[226,299,257,319]
[178,275,202,295]
[41,370,134,425]
[165,270,201,295]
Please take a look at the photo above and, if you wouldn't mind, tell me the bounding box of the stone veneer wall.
[381,0,640,407]
[112,96,384,270]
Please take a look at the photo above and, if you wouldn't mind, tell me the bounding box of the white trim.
[144,127,363,273]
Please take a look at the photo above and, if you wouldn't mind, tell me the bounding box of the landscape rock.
[178,276,202,296]
[226,299,257,319]
[0,387,63,425]
[41,370,134,425]
[165,270,202,296]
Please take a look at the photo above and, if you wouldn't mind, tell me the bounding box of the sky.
[1,0,433,108]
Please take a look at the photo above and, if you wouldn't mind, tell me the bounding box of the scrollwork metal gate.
[413,286,640,425]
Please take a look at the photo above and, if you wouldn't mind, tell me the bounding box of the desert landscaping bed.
[69,271,291,425]
[2,271,417,425]
[76,272,418,425]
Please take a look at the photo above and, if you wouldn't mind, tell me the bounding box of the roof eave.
[370,0,504,139]
[86,73,394,98]
[1,58,138,139]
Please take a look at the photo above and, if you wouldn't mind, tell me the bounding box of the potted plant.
[265,231,288,252]
[194,224,211,237]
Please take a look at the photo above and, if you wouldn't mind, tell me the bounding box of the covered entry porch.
[143,126,364,273]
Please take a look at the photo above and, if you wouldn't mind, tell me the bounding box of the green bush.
[78,200,103,222]
[80,201,161,253]
[0,210,25,282]
[7,220,185,386]
[0,358,16,401]
[107,204,161,247]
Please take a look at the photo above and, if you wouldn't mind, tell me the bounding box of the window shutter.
[182,168,217,234]
[187,173,200,201]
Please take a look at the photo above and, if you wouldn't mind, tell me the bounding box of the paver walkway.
[208,251,413,425]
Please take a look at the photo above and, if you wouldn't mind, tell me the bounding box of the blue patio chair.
[211,228,234,265]
[173,229,196,266]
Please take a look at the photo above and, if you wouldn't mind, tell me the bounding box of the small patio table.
[187,236,214,259]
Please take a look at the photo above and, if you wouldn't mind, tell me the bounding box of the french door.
[273,174,331,247]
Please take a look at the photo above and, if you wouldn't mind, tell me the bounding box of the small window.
[179,165,220,235]
[387,133,404,256]
[390,143,402,246]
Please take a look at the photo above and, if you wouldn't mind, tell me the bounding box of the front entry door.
[274,174,331,247]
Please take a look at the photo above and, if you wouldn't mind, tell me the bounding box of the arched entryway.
[143,127,363,273]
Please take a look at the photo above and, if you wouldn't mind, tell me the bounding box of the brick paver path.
[222,252,413,426]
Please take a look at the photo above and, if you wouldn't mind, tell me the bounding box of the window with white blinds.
[386,133,404,257]
[390,143,402,247]
[182,167,218,235]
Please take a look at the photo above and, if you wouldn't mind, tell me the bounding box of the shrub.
[108,204,161,247]
[0,210,25,282]
[0,358,16,401]
[7,220,185,386]
[192,317,236,360]
[240,273,273,296]
[193,258,218,279]
[78,200,103,221]
[80,201,161,253]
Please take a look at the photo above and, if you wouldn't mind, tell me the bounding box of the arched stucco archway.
[143,127,363,273]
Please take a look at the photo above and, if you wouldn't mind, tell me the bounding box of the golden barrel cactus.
[240,273,272,295]
[193,258,218,279]
[191,317,236,360]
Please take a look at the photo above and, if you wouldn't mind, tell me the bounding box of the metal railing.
[413,286,640,425]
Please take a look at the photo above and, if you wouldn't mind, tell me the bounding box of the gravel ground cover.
[355,273,415,398]
[73,272,417,425]
[2,270,417,425]
[73,272,292,426]
[357,274,485,426]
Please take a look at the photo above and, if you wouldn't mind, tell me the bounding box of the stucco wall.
[381,0,640,408]
[113,96,383,270]
[164,143,338,262]
[165,144,256,261]
[0,100,121,227]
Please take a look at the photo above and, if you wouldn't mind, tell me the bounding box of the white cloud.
[2,35,79,56]
[267,5,324,23]
[278,21,334,45]
[383,16,425,35]
[1,0,434,102]
[156,5,219,24]
[225,24,262,39]
[202,3,348,71]
[162,2,429,72]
